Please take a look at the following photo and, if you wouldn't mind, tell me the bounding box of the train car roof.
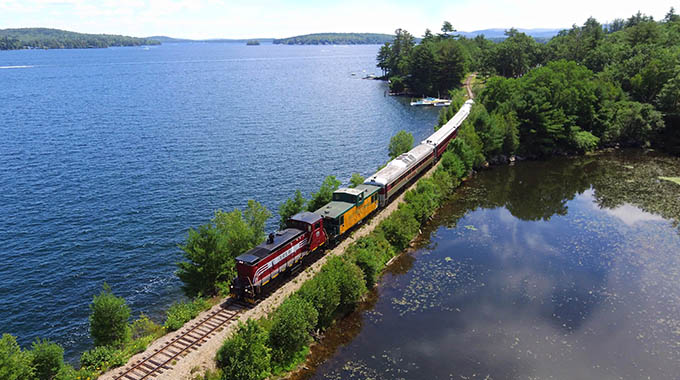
[235,228,303,265]
[317,184,381,219]
[315,201,354,220]
[364,143,433,187]
[353,183,380,195]
[289,211,322,225]
[422,100,474,147]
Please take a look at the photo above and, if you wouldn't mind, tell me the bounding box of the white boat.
[410,97,451,107]
[410,97,437,106]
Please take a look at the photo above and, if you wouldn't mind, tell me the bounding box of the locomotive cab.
[230,212,326,303]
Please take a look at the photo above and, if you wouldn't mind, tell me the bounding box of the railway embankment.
[99,151,453,380]
[98,76,479,380]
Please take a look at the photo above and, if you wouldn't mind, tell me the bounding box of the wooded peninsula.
[273,33,394,45]
[0,28,160,50]
[378,12,680,157]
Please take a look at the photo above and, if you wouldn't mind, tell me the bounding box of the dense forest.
[0,28,160,50]
[379,10,680,156]
[274,33,394,45]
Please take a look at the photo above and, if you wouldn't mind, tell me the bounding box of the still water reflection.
[305,151,680,380]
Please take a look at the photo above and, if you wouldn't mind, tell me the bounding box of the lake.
[0,43,441,361]
[299,151,680,380]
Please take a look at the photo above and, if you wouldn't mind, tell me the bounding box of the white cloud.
[0,0,677,38]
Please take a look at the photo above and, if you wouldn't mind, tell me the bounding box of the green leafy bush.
[388,130,414,159]
[307,176,341,212]
[278,190,306,229]
[297,272,340,328]
[31,338,64,380]
[89,284,130,347]
[457,122,486,168]
[404,178,443,224]
[177,201,270,297]
[431,166,458,195]
[164,298,210,331]
[572,130,600,152]
[216,320,270,380]
[352,247,382,288]
[450,138,477,173]
[54,364,93,380]
[378,205,420,251]
[131,313,164,340]
[268,296,317,367]
[323,256,367,311]
[0,334,34,380]
[349,173,365,188]
[80,345,124,372]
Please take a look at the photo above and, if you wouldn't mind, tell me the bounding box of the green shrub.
[441,151,466,180]
[451,136,478,172]
[432,166,461,195]
[268,296,317,367]
[164,298,211,331]
[572,130,600,152]
[297,271,340,328]
[89,284,130,347]
[349,173,365,188]
[80,345,124,372]
[131,313,164,340]
[178,201,271,297]
[352,233,395,266]
[457,123,486,168]
[0,334,34,380]
[378,205,420,251]
[54,364,93,380]
[216,320,270,380]
[404,178,442,224]
[307,176,341,212]
[31,338,64,380]
[322,256,367,311]
[388,130,414,159]
[352,247,382,288]
[278,190,306,229]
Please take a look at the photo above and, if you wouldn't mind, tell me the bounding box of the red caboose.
[230,211,326,302]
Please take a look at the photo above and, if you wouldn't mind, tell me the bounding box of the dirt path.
[465,73,476,99]
[99,159,446,380]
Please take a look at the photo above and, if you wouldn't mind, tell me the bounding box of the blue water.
[0,43,440,361]
[306,155,680,379]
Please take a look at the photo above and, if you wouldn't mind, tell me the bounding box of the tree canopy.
[388,130,414,159]
[384,10,680,157]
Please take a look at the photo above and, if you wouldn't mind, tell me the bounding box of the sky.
[0,0,677,39]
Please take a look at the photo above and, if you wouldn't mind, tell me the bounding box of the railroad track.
[112,250,326,379]
[113,303,241,380]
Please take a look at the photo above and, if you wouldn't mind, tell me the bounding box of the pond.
[297,150,680,380]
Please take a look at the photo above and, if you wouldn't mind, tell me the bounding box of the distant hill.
[273,33,394,45]
[149,36,274,44]
[272,29,561,46]
[458,28,562,40]
[0,28,160,50]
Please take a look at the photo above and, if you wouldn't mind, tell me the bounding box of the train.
[230,99,474,302]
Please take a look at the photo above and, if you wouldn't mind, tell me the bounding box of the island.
[0,28,160,50]
[273,33,394,45]
[246,40,260,46]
